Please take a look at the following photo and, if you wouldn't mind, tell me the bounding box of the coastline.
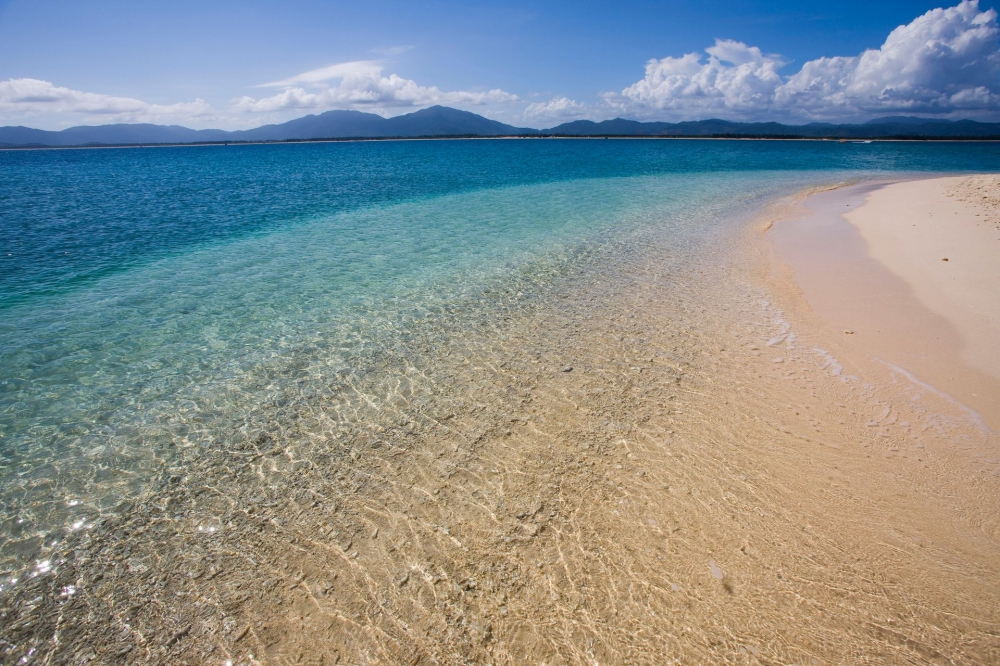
[3,168,1000,664]
[4,136,1000,152]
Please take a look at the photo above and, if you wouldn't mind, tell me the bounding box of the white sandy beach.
[769,175,1000,429]
[847,176,1000,382]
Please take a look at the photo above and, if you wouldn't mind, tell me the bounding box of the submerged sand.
[2,177,999,664]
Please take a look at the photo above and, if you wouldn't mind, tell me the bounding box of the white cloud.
[0,66,520,129]
[256,61,383,88]
[236,62,520,113]
[371,45,414,57]
[5,1,998,131]
[523,96,590,120]
[613,0,1000,121]
[0,78,215,124]
[616,39,785,117]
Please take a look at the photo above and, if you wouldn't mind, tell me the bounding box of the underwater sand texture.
[2,185,998,665]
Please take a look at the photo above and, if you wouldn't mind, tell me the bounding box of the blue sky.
[1,0,999,129]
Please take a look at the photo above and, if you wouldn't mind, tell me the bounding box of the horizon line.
[3,105,1000,135]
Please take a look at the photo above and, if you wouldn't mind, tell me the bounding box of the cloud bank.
[603,0,1000,121]
[235,61,519,113]
[0,78,215,125]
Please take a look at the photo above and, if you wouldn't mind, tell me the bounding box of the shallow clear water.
[1,139,998,580]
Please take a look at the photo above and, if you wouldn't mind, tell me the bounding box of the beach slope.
[769,175,1000,428]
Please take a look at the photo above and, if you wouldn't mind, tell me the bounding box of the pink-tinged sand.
[845,176,1000,383]
[769,175,1000,430]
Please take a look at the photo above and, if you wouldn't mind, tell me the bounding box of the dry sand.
[848,176,1000,383]
[768,175,1000,429]
[3,178,999,665]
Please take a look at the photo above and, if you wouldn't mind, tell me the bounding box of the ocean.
[1,138,999,663]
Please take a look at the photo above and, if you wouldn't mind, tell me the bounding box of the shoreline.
[4,136,1000,152]
[3,171,1000,663]
[766,175,1000,430]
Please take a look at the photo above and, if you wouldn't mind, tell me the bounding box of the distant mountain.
[0,106,538,147]
[543,118,797,137]
[543,116,1000,139]
[379,106,536,138]
[863,116,954,125]
[2,109,999,148]
[0,123,231,147]
[229,110,389,141]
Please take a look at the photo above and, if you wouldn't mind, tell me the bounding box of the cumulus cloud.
[613,0,1000,120]
[235,62,519,113]
[615,39,785,117]
[0,78,215,124]
[523,96,590,120]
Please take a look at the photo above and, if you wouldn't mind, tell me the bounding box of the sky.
[1,0,999,130]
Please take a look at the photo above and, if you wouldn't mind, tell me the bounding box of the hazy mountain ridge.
[0,107,539,147]
[3,106,1000,147]
[544,117,1000,138]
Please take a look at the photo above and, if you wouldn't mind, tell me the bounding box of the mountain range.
[2,106,1000,147]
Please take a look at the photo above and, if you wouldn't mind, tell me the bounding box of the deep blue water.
[0,138,997,580]
[3,139,1000,309]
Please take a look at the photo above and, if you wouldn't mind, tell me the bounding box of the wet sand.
[3,181,1000,664]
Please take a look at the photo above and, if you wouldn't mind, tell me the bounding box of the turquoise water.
[1,139,998,580]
